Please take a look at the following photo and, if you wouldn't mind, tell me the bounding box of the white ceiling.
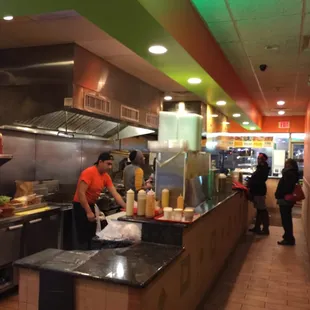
[0,14,199,101]
[203,0,310,116]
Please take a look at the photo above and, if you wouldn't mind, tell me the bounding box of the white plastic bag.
[96,219,141,243]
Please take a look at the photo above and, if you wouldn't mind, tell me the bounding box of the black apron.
[73,202,96,250]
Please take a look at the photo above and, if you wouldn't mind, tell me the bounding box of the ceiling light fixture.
[3,15,13,21]
[278,110,285,115]
[164,95,172,101]
[277,100,285,106]
[216,100,226,106]
[211,114,218,118]
[222,121,230,125]
[232,113,241,118]
[148,45,167,55]
[250,127,256,131]
[242,121,250,125]
[187,77,202,84]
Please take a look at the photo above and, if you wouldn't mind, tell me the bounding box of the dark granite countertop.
[14,243,184,288]
[0,205,61,228]
[118,191,238,227]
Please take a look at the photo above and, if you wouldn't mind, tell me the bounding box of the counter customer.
[73,152,126,249]
[248,153,270,235]
[275,158,299,246]
[123,150,151,197]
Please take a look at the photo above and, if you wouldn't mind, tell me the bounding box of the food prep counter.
[14,191,252,310]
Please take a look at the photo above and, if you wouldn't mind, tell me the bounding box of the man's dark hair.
[129,150,138,162]
[95,152,113,165]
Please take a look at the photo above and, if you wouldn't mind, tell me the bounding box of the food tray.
[154,213,200,224]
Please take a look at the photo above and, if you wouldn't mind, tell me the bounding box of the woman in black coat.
[275,158,299,246]
[248,153,270,235]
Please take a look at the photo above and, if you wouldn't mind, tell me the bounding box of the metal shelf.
[0,155,13,167]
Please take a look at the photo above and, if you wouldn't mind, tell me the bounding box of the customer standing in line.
[248,153,270,235]
[275,158,299,246]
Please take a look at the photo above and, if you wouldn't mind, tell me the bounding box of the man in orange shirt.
[73,152,126,249]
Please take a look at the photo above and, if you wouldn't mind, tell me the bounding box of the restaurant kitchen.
[0,43,251,310]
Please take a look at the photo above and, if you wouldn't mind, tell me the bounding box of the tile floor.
[0,219,309,310]
[204,218,310,310]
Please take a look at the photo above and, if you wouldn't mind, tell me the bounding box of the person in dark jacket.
[275,158,299,246]
[248,153,270,235]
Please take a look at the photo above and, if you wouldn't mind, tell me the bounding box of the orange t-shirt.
[73,166,113,204]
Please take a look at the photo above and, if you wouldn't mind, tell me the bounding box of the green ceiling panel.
[0,0,260,130]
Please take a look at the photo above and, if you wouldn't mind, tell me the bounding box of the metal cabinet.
[24,214,60,256]
[0,223,23,266]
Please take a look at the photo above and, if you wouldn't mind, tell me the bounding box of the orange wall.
[228,116,305,133]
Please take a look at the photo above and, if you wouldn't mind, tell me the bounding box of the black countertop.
[14,243,183,288]
[118,191,238,227]
[0,205,61,228]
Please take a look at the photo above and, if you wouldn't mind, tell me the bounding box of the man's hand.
[86,211,96,222]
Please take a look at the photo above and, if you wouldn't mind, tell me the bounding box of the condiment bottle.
[137,190,146,216]
[177,194,184,210]
[126,189,134,217]
[161,188,170,208]
[145,190,155,218]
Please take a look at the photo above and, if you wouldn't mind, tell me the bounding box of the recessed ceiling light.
[164,96,172,101]
[187,77,202,84]
[148,45,167,54]
[277,100,285,106]
[243,121,250,125]
[233,113,241,118]
[3,15,13,21]
[211,114,218,118]
[222,121,230,125]
[250,127,256,130]
[216,100,226,106]
[278,110,285,115]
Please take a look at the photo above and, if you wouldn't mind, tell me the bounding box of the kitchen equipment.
[161,189,170,208]
[145,190,155,218]
[184,208,194,221]
[163,207,173,220]
[137,190,146,216]
[126,189,134,217]
[173,208,183,221]
[177,194,184,210]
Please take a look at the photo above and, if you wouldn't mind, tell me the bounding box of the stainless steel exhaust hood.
[0,44,160,140]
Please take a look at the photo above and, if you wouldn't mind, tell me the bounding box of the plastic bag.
[96,219,141,242]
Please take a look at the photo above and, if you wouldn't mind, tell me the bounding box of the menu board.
[216,136,273,149]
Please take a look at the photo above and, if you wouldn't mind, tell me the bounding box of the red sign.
[278,121,290,129]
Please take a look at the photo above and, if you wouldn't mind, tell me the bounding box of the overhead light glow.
[164,96,172,101]
[222,121,230,125]
[277,100,285,106]
[187,77,202,84]
[233,113,241,118]
[178,102,186,113]
[148,45,167,55]
[278,110,285,115]
[216,100,226,106]
[250,127,256,130]
[211,114,218,118]
[3,15,13,21]
[243,121,250,125]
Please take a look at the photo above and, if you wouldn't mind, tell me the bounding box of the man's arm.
[107,186,126,208]
[78,181,95,222]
